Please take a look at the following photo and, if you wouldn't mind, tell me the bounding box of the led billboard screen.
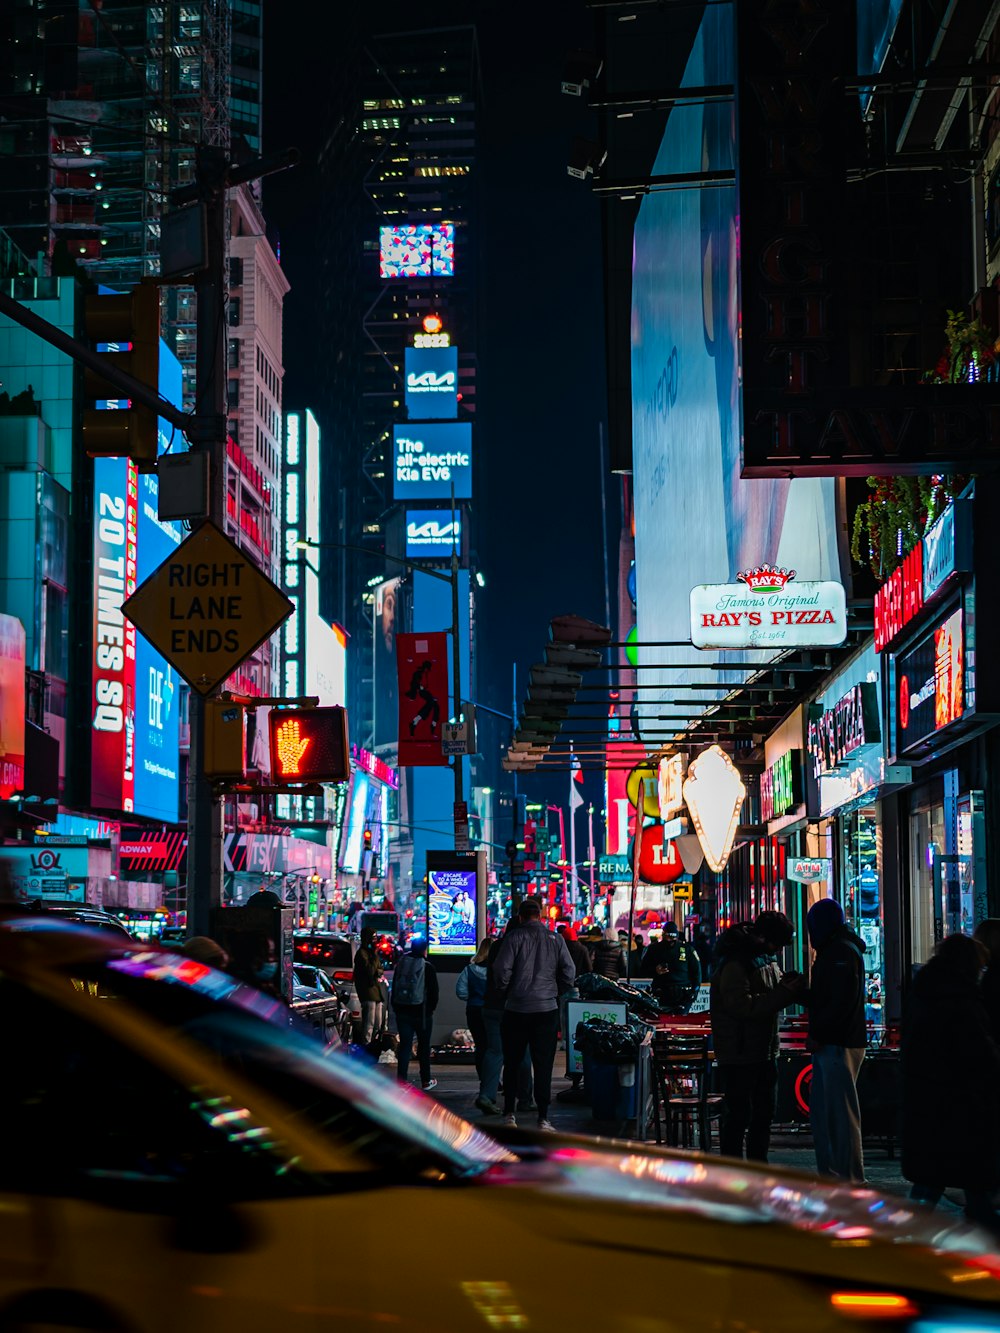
[393,423,472,500]
[629,4,840,725]
[379,224,455,278]
[406,509,461,559]
[427,865,477,955]
[91,344,183,820]
[404,345,458,419]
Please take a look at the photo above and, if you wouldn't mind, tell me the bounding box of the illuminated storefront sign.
[807,683,880,778]
[657,752,685,819]
[896,605,965,754]
[393,423,472,500]
[787,857,832,884]
[874,499,971,651]
[874,543,923,651]
[690,565,847,649]
[683,745,746,874]
[406,510,461,558]
[761,749,803,823]
[404,345,458,419]
[351,743,400,790]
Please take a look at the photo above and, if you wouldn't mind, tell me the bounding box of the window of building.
[229,256,243,287]
[228,297,240,327]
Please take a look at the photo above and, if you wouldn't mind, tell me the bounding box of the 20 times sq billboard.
[91,347,184,820]
[92,460,182,820]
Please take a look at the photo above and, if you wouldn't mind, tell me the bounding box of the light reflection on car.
[1,918,999,1333]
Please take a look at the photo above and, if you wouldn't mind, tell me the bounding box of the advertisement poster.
[396,631,449,767]
[0,615,25,799]
[629,3,841,728]
[404,345,458,419]
[392,423,472,501]
[427,865,477,955]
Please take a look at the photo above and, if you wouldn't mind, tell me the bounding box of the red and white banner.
[397,632,449,767]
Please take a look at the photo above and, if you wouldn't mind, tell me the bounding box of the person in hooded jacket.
[353,927,384,1050]
[902,932,1000,1232]
[804,898,867,1183]
[710,911,802,1162]
[593,926,627,980]
[456,939,490,1081]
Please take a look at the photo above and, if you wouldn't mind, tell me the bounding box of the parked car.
[1,917,999,1333]
[11,899,133,938]
[292,930,360,1033]
[291,965,347,1044]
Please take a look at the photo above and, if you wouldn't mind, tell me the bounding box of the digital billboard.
[339,770,370,875]
[405,345,458,419]
[629,3,840,728]
[91,343,183,820]
[393,423,472,500]
[406,510,461,560]
[379,224,455,279]
[427,865,477,955]
[896,606,965,755]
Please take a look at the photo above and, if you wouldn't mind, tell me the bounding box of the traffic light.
[204,700,247,778]
[268,705,349,784]
[363,827,373,851]
[82,280,160,470]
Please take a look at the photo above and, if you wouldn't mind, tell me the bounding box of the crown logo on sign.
[736,563,797,593]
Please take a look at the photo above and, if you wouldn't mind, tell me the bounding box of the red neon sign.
[874,542,923,651]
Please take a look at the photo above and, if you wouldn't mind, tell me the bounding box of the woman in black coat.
[902,932,1000,1231]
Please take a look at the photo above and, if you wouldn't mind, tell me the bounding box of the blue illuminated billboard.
[405,345,458,419]
[406,509,461,559]
[379,224,455,278]
[393,423,472,500]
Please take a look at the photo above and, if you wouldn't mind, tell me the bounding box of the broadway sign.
[690,564,846,649]
[737,0,1000,476]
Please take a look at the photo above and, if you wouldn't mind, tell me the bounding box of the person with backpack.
[391,937,439,1090]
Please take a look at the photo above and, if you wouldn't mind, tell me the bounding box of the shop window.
[841,807,884,1031]
[909,797,945,968]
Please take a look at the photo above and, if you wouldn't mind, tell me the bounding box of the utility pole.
[165,147,297,937]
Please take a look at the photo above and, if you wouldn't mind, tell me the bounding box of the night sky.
[263,3,612,818]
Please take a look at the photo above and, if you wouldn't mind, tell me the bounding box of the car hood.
[483,1136,1000,1297]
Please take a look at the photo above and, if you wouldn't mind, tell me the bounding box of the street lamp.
[295,535,465,845]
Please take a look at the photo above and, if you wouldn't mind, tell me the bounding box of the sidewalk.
[422,1059,920,1201]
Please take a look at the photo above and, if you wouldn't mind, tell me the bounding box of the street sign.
[122,521,293,695]
[672,882,694,901]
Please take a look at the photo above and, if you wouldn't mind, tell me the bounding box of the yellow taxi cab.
[0,916,998,1333]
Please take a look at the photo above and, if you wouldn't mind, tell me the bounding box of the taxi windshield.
[100,950,514,1178]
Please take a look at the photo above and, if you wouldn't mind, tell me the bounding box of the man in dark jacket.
[643,923,703,1012]
[493,897,576,1130]
[353,926,384,1050]
[805,898,867,1182]
[710,911,801,1162]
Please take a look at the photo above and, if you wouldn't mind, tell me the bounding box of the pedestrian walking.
[709,911,802,1162]
[902,932,1000,1232]
[353,926,384,1050]
[475,919,534,1116]
[456,939,490,1080]
[804,898,867,1183]
[592,926,627,980]
[973,918,1000,1040]
[644,922,703,1012]
[390,938,439,1090]
[492,896,575,1131]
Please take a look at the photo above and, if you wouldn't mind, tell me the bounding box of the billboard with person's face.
[629,4,841,726]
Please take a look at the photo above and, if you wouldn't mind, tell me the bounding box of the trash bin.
[576,1019,642,1122]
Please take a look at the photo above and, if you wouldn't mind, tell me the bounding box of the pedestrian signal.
[268,706,349,784]
[82,280,161,469]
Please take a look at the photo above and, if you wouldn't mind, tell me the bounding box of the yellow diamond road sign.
[122,521,293,695]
